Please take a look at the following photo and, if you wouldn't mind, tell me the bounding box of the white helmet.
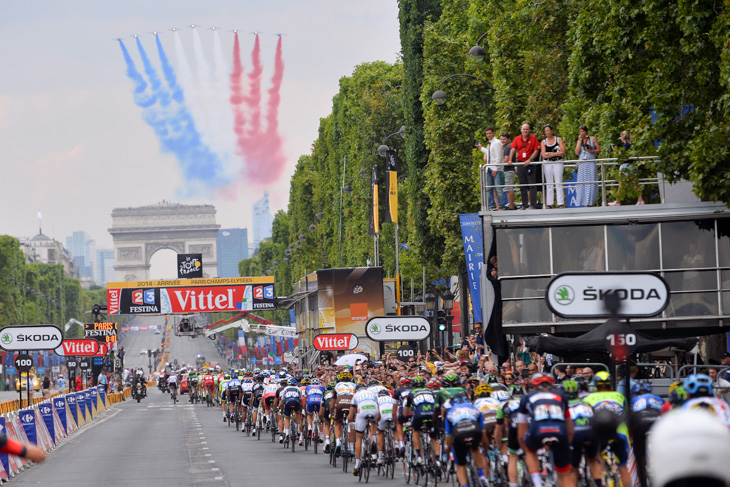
[648,409,730,487]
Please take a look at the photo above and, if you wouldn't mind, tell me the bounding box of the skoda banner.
[53,397,67,432]
[365,316,431,342]
[0,325,63,351]
[39,403,54,443]
[107,276,276,315]
[546,272,670,318]
[19,409,36,445]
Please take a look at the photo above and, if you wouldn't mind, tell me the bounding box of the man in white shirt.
[477,127,504,210]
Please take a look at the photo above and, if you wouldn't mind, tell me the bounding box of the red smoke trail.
[230,33,246,146]
[249,36,286,184]
[245,35,263,139]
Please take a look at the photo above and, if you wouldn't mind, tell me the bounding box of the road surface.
[7,317,401,487]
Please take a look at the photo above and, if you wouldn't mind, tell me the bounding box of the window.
[661,220,716,269]
[606,223,660,271]
[496,228,549,277]
[552,226,605,273]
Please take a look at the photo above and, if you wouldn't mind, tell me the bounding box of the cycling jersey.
[334,381,356,397]
[568,398,599,467]
[368,385,387,396]
[495,399,520,453]
[516,390,572,473]
[435,387,469,412]
[583,391,630,466]
[405,388,436,433]
[393,386,413,423]
[304,384,326,414]
[377,393,397,431]
[680,397,730,428]
[474,397,501,425]
[444,403,484,466]
[351,389,379,432]
[280,385,303,417]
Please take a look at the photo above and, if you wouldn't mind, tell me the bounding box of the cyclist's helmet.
[382,381,393,389]
[442,373,459,387]
[412,376,426,388]
[562,379,579,398]
[255,375,264,383]
[399,377,413,387]
[338,370,353,382]
[426,378,441,390]
[530,372,555,388]
[484,374,500,385]
[491,383,508,392]
[311,378,321,385]
[301,378,311,386]
[593,371,612,389]
[378,389,392,398]
[302,369,309,375]
[355,383,367,392]
[683,373,713,398]
[467,375,480,385]
[278,370,287,379]
[369,379,380,387]
[475,384,492,398]
[631,381,652,395]
[574,376,589,392]
[224,374,231,380]
[288,378,298,386]
[450,392,471,406]
[326,381,336,390]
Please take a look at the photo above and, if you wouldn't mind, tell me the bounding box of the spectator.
[42,376,51,399]
[500,133,517,210]
[554,364,569,382]
[509,123,541,209]
[574,125,601,207]
[540,124,566,208]
[75,374,82,392]
[57,374,66,392]
[527,363,538,376]
[98,370,109,393]
[516,339,532,366]
[719,353,730,382]
[478,127,505,211]
[582,367,594,382]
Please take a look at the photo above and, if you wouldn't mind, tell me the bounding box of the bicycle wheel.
[342,430,349,473]
[313,423,319,454]
[257,417,262,441]
[405,436,413,484]
[292,423,296,453]
[235,407,241,432]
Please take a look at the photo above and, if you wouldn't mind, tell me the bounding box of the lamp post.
[441,288,455,349]
[431,74,495,106]
[467,32,489,62]
[424,291,437,351]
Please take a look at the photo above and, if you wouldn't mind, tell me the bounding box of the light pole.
[467,32,489,62]
[425,291,437,351]
[431,74,495,106]
[338,156,351,267]
[441,288,455,349]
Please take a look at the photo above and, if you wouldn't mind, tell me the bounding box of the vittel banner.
[106,276,275,315]
[312,333,359,351]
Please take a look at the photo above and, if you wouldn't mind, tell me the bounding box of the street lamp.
[441,288,455,349]
[424,292,437,350]
[377,125,406,156]
[468,32,488,62]
[431,74,495,106]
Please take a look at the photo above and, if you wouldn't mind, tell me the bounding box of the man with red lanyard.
[509,124,541,209]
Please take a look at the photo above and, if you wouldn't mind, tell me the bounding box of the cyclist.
[332,370,356,457]
[350,383,380,477]
[444,392,490,487]
[304,378,325,442]
[563,378,601,487]
[515,372,574,487]
[219,373,231,422]
[275,377,303,445]
[662,381,688,413]
[681,373,730,427]
[494,384,524,487]
[201,369,215,404]
[630,381,664,485]
[376,388,397,466]
[262,376,280,426]
[322,381,336,453]
[249,374,265,436]
[582,371,631,487]
[168,373,178,400]
[403,375,438,467]
[241,374,255,429]
[226,374,243,425]
[393,376,414,456]
[275,378,289,443]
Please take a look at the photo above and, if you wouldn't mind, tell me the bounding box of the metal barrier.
[637,362,674,379]
[479,156,660,212]
[550,362,609,376]
[677,364,729,378]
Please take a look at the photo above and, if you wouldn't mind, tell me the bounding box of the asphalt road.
[7,321,409,487]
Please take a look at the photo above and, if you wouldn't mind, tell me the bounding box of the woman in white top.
[540,124,566,208]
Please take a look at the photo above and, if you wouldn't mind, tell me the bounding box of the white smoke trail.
[173,30,212,150]
[211,29,236,178]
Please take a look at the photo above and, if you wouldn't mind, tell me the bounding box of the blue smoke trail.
[119,38,228,189]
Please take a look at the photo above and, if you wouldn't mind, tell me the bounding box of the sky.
[0,1,401,255]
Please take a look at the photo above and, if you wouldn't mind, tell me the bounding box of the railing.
[479,156,661,213]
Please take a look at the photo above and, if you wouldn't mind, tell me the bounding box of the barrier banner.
[53,396,67,434]
[52,406,64,441]
[67,393,78,426]
[98,386,106,408]
[19,409,36,445]
[0,417,9,479]
[65,400,77,431]
[5,419,26,472]
[85,390,93,418]
[90,388,98,412]
[76,392,86,423]
[38,403,55,444]
[33,410,53,452]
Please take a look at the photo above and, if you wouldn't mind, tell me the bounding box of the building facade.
[20,233,79,278]
[216,228,249,278]
[96,248,115,286]
[66,231,96,281]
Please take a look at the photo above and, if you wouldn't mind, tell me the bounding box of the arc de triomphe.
[109,202,220,281]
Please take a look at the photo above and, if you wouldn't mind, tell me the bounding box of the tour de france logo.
[555,285,575,305]
[1,333,12,345]
[369,323,381,335]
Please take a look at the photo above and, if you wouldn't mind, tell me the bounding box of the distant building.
[96,248,115,286]
[217,228,249,278]
[66,231,96,281]
[19,233,78,278]
[252,192,273,251]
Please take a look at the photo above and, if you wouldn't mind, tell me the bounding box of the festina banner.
[106,276,276,315]
[368,165,379,236]
[384,150,398,224]
[83,323,118,344]
[177,253,203,279]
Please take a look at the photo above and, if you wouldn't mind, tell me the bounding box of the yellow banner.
[388,171,398,224]
[373,183,379,234]
[107,276,275,289]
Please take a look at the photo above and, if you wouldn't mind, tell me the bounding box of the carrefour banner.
[85,391,93,418]
[0,417,8,476]
[459,214,484,323]
[67,393,78,425]
[39,403,54,443]
[53,396,67,431]
[19,409,36,445]
[76,392,86,421]
[106,276,275,315]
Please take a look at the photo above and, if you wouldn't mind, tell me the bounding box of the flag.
[384,150,398,224]
[368,165,379,235]
[237,330,247,355]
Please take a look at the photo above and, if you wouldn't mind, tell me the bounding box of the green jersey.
[435,387,469,411]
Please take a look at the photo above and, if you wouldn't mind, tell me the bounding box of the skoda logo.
[1,333,12,345]
[369,324,381,335]
[555,286,574,305]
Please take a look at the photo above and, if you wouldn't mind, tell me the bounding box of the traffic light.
[437,310,446,332]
